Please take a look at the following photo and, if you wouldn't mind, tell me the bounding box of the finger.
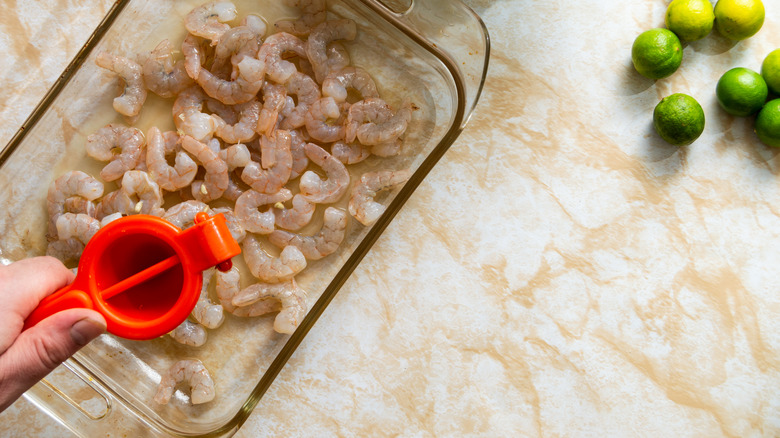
[0,308,105,412]
[0,256,75,315]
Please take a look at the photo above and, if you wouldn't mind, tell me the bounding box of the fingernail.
[70,317,107,346]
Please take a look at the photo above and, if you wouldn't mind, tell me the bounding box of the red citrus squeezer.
[23,212,241,340]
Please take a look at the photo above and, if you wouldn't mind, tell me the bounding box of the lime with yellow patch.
[631,28,683,80]
[714,0,765,41]
[653,93,705,146]
[665,0,715,42]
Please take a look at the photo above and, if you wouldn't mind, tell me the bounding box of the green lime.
[716,67,768,116]
[714,0,765,41]
[755,99,780,147]
[761,49,780,95]
[653,93,705,146]
[631,28,683,80]
[666,0,715,42]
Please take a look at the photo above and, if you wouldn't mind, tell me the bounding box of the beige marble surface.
[3,0,780,436]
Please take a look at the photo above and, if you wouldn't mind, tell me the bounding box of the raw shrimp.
[231,278,307,334]
[222,170,247,202]
[173,86,220,141]
[269,207,347,260]
[56,213,100,245]
[274,0,326,37]
[305,19,357,83]
[322,66,378,103]
[212,26,260,80]
[62,197,97,218]
[143,39,194,98]
[348,98,413,145]
[85,124,145,182]
[168,319,208,347]
[242,14,267,38]
[191,268,224,329]
[257,32,307,84]
[215,266,281,316]
[46,238,84,265]
[181,135,229,202]
[348,169,411,226]
[211,207,246,243]
[184,1,237,45]
[370,137,402,157]
[256,83,287,136]
[196,55,265,105]
[234,188,292,234]
[324,43,351,78]
[218,143,251,169]
[331,141,370,164]
[47,171,104,239]
[146,127,198,191]
[154,359,215,405]
[242,235,306,283]
[344,97,390,143]
[182,34,207,80]
[304,97,345,143]
[299,143,349,203]
[279,71,321,130]
[100,212,123,226]
[273,194,315,230]
[120,170,165,216]
[95,51,147,119]
[240,131,293,194]
[213,99,260,143]
[163,200,210,229]
[289,129,309,179]
[95,189,133,219]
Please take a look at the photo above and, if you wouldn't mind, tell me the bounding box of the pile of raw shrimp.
[44,0,415,405]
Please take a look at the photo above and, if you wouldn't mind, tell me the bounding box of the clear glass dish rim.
[3,1,491,436]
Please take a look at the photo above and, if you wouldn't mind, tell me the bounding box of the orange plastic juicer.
[23,212,241,340]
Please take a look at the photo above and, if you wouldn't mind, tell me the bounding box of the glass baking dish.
[0,0,489,436]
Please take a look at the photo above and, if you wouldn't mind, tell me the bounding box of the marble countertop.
[2,0,780,436]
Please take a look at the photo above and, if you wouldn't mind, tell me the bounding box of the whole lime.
[761,49,780,95]
[755,99,780,147]
[653,93,705,146]
[714,0,765,41]
[631,28,683,80]
[666,0,715,42]
[716,67,768,116]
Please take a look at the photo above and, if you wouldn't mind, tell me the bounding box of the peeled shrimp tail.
[85,124,145,182]
[356,99,414,145]
[273,194,315,231]
[47,171,104,240]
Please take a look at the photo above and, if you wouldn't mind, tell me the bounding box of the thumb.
[0,309,105,407]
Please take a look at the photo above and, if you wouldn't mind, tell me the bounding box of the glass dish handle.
[369,0,490,126]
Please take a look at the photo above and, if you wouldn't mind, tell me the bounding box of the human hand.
[0,256,106,412]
